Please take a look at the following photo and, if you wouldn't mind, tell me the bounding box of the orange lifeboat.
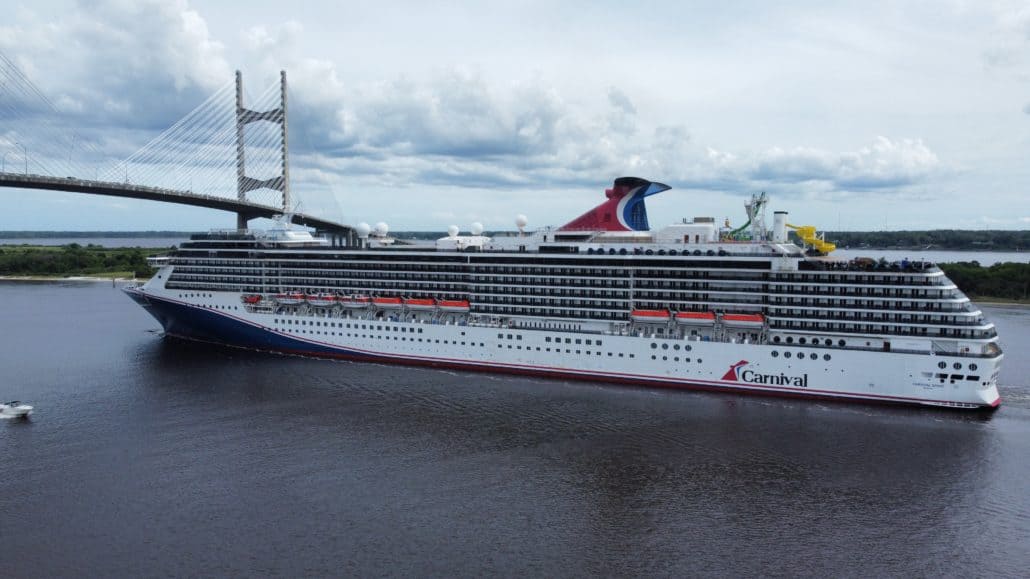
[404,298,436,311]
[721,313,765,328]
[675,311,716,325]
[306,293,337,307]
[275,292,305,305]
[340,295,371,308]
[241,294,262,305]
[631,309,671,323]
[372,297,403,309]
[438,299,471,313]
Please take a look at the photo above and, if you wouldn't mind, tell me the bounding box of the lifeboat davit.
[675,311,716,325]
[631,309,671,323]
[373,297,403,309]
[721,313,765,328]
[404,298,436,310]
[340,295,371,308]
[275,292,306,305]
[438,299,471,313]
[307,293,337,307]
[241,294,262,305]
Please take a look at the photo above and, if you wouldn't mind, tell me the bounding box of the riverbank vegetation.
[825,230,1030,251]
[3,230,1030,251]
[1,243,1028,304]
[0,244,162,278]
[939,262,1030,303]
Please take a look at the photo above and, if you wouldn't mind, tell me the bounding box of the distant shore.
[0,275,142,282]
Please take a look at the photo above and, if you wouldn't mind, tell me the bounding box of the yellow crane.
[786,224,836,253]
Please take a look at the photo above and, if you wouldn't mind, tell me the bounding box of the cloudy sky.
[1,0,1029,232]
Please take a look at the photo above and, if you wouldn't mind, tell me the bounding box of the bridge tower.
[235,70,290,230]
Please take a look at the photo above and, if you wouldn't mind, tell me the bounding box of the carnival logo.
[722,360,749,381]
[722,360,809,388]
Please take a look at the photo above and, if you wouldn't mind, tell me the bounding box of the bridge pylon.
[235,70,290,229]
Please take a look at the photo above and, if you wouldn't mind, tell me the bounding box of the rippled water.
[1,282,1028,577]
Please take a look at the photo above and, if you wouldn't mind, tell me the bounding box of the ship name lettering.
[739,369,809,388]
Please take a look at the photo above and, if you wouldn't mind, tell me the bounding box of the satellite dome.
[374,221,389,236]
[515,214,528,231]
[356,222,371,238]
[470,222,484,235]
[447,225,460,238]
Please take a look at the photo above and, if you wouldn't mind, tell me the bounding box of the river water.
[1,281,1028,577]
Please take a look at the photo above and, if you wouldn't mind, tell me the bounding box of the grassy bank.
[0,244,163,278]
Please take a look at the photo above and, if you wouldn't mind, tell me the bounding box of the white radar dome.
[447,225,460,238]
[356,222,371,238]
[515,214,528,231]
[470,222,484,236]
[374,221,389,236]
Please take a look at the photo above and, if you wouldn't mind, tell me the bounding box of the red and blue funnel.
[559,177,671,232]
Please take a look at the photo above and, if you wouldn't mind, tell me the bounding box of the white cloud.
[0,0,1025,230]
[0,0,230,126]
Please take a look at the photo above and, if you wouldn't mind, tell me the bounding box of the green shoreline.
[2,244,1028,304]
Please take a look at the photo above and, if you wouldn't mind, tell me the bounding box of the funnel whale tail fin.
[559,177,671,232]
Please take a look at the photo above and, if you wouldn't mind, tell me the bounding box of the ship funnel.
[559,177,670,232]
[773,211,788,243]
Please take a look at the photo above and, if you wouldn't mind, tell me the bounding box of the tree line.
[825,230,1030,251]
[939,262,1030,301]
[1,244,1027,302]
[0,244,157,277]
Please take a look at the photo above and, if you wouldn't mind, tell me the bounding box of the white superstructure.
[124,178,1003,410]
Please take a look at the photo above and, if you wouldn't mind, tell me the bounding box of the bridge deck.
[0,172,352,234]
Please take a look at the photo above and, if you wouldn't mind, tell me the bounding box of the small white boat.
[0,401,33,419]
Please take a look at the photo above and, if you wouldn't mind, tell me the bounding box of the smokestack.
[773,211,788,243]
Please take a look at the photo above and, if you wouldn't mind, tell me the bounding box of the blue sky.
[1,0,1029,231]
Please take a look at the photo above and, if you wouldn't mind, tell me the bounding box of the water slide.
[787,224,836,253]
[728,218,751,238]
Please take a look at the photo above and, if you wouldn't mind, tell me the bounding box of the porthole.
[799,338,807,345]
[969,363,978,371]
[773,336,781,343]
[673,344,680,351]
[786,337,794,344]
[651,343,658,349]
[824,339,832,346]
[953,362,962,370]
[938,361,947,369]
[772,351,779,358]
[838,339,846,347]
[784,352,792,359]
[685,345,692,352]
[823,354,831,361]
[810,353,817,360]
[662,343,669,350]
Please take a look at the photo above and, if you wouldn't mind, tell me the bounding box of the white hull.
[125,286,1002,409]
[0,404,33,418]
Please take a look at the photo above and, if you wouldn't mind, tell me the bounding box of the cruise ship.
[124,177,1003,409]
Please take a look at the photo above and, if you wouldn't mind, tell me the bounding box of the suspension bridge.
[0,50,355,240]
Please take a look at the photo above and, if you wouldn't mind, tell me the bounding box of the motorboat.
[1,401,33,419]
